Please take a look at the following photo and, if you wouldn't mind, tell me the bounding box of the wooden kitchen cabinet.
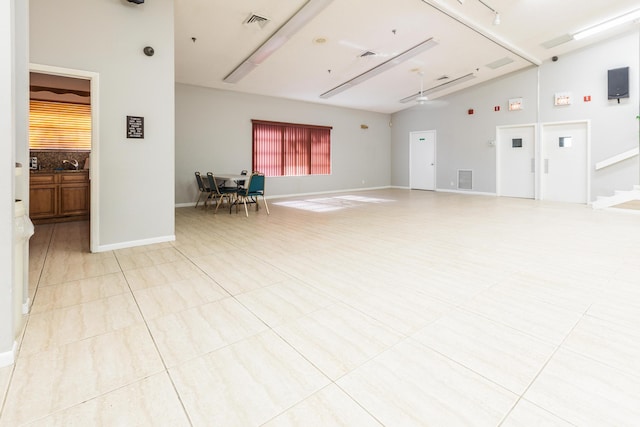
[30,171,89,223]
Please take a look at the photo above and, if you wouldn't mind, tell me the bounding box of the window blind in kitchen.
[29,100,91,150]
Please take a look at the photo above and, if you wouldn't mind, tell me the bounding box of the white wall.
[175,84,391,203]
[1,0,28,366]
[30,0,176,248]
[391,67,538,193]
[540,31,640,199]
[391,29,640,200]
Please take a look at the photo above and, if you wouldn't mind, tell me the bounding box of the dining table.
[215,174,247,183]
[214,173,250,213]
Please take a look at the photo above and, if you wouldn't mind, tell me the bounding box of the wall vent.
[458,169,472,190]
[244,13,270,28]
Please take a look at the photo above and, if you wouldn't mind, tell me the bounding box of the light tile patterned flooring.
[1,189,640,426]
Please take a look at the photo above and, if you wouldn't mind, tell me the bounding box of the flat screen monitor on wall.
[608,67,629,100]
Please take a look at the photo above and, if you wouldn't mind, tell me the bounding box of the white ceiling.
[173,0,639,114]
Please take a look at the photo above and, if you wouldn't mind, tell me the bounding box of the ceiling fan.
[416,71,428,104]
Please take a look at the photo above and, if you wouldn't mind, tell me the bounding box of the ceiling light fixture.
[420,0,539,66]
[573,8,640,40]
[320,38,439,99]
[477,0,500,25]
[224,0,334,83]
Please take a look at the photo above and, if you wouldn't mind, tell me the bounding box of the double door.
[497,121,589,203]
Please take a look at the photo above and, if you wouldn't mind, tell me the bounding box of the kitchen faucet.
[62,159,79,170]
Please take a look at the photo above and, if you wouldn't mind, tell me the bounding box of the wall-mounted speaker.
[608,67,629,101]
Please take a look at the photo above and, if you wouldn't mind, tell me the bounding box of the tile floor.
[1,189,640,426]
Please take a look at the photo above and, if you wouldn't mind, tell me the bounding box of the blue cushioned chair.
[206,172,237,213]
[235,172,269,217]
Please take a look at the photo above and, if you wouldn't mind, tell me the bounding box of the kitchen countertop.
[30,169,89,174]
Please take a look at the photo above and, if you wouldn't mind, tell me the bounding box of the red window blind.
[252,120,331,177]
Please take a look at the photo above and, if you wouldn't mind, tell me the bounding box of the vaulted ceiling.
[174,0,639,114]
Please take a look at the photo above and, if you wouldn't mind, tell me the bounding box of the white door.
[410,130,436,190]
[497,125,535,199]
[542,121,588,203]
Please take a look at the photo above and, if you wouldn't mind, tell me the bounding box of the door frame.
[409,130,436,190]
[495,123,537,199]
[540,119,591,203]
[29,64,100,252]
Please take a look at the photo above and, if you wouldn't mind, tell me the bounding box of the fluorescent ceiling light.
[320,38,439,99]
[573,9,640,40]
[400,73,476,103]
[224,0,334,83]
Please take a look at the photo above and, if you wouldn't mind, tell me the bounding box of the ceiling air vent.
[541,34,573,49]
[244,13,270,28]
[486,57,514,70]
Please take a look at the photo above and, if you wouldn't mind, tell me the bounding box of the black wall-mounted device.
[608,67,629,102]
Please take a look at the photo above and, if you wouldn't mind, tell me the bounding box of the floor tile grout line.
[113,250,196,427]
[495,306,590,426]
[263,325,392,426]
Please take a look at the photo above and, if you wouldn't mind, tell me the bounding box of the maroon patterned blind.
[252,120,331,177]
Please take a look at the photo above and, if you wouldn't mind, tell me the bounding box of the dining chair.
[206,172,237,213]
[194,171,213,208]
[235,172,269,217]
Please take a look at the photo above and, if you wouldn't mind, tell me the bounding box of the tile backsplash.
[30,151,90,170]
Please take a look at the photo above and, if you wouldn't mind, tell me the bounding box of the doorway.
[29,64,99,252]
[410,130,436,190]
[541,121,590,204]
[496,124,536,199]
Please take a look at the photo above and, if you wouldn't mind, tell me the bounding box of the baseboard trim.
[0,341,17,367]
[93,234,176,253]
[436,188,497,197]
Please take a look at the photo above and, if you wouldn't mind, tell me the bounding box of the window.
[29,100,91,150]
[252,120,331,177]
